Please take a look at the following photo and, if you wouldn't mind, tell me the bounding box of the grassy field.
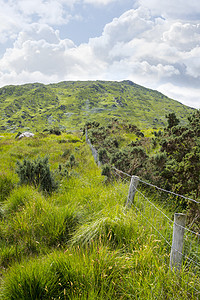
[0,132,199,299]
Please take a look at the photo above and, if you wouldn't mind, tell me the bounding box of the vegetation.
[0,80,199,299]
[16,156,58,193]
[0,129,199,299]
[85,112,200,231]
[0,80,194,132]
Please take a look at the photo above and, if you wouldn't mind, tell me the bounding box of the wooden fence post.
[125,176,139,208]
[170,213,186,272]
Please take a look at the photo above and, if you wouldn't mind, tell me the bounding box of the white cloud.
[183,47,200,78]
[0,0,75,48]
[0,22,106,85]
[89,8,156,61]
[88,8,181,80]
[0,0,76,35]
[17,0,72,25]
[158,83,200,109]
[0,0,26,44]
[0,24,75,77]
[163,22,200,51]
[0,70,60,87]
[84,0,118,5]
[137,0,200,19]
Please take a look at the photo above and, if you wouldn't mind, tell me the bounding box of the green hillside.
[0,80,194,132]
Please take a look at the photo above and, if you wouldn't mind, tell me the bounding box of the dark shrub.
[49,127,61,135]
[101,164,111,178]
[98,148,109,164]
[16,156,58,193]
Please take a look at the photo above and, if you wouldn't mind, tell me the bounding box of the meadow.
[0,131,199,299]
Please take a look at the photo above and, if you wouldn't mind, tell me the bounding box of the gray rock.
[18,132,34,139]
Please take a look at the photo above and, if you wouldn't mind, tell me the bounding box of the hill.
[0,80,195,132]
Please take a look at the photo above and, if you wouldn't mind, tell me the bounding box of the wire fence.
[112,166,200,297]
[86,136,200,296]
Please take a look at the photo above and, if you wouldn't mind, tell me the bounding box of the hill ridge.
[0,80,195,132]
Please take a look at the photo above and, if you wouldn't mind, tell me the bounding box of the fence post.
[170,213,186,272]
[125,176,139,208]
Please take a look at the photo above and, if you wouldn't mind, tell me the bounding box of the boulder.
[18,132,34,140]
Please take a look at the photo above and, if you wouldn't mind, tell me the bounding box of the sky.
[0,0,200,109]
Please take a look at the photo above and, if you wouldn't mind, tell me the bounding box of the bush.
[49,127,61,135]
[101,164,111,178]
[98,148,109,164]
[16,156,58,193]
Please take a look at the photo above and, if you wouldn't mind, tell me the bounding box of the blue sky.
[0,0,200,109]
[61,0,135,44]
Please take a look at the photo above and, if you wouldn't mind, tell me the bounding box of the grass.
[0,132,199,299]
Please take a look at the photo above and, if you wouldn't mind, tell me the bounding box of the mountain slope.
[0,80,195,132]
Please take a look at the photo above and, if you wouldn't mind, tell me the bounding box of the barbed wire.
[111,169,200,278]
[135,186,173,224]
[138,191,200,268]
[112,165,200,282]
[138,187,200,237]
[86,135,199,206]
[132,195,172,248]
[86,139,200,293]
[112,169,132,183]
[136,191,200,296]
[112,166,132,178]
[174,222,200,237]
[112,167,200,239]
[138,178,200,205]
[95,155,200,294]
[112,166,200,205]
[98,155,200,294]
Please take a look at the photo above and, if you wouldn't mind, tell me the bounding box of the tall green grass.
[0,132,199,299]
[1,235,197,299]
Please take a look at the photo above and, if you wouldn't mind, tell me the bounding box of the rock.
[18,132,34,139]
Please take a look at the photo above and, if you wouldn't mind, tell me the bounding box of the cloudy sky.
[0,0,200,109]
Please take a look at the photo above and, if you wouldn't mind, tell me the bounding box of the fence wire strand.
[138,177,200,204]
[112,166,200,204]
[112,167,200,295]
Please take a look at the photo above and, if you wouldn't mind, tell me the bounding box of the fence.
[111,167,200,297]
[85,129,101,167]
[85,135,200,295]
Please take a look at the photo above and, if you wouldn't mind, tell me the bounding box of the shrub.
[103,136,119,150]
[98,148,109,164]
[101,164,111,178]
[16,156,58,193]
[57,163,69,178]
[49,127,61,135]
